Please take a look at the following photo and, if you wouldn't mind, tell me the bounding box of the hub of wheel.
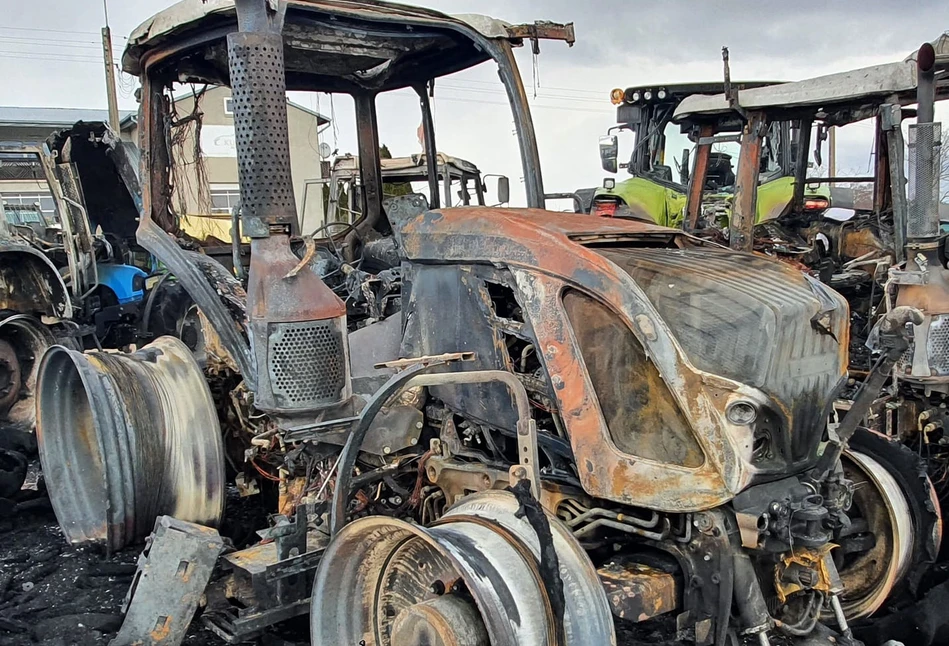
[391,595,489,646]
[311,490,614,646]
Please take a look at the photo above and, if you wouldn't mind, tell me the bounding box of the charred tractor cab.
[31,1,911,645]
[673,37,949,639]
[310,151,501,226]
[593,81,832,229]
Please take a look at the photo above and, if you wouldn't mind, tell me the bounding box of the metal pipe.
[565,507,660,530]
[732,552,773,639]
[571,517,669,542]
[917,43,936,125]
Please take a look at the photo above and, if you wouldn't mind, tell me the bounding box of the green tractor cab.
[592,81,831,228]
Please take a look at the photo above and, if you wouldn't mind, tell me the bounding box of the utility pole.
[101,0,121,137]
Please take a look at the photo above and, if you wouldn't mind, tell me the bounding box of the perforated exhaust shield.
[227,29,297,234]
[906,122,942,241]
[226,8,350,415]
[268,319,348,409]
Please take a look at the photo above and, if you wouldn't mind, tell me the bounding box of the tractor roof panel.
[122,0,530,93]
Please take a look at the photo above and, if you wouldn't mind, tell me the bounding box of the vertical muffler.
[228,0,351,417]
[893,42,948,383]
[36,336,225,551]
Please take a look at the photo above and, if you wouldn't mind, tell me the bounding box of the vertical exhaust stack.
[906,42,941,243]
[894,42,949,384]
[227,0,351,417]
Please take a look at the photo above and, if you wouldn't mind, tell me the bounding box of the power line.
[0,51,104,65]
[0,35,125,54]
[0,35,102,47]
[379,89,612,116]
[0,25,128,40]
[440,83,605,106]
[457,78,608,99]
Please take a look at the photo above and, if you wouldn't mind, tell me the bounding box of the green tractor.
[592,82,830,229]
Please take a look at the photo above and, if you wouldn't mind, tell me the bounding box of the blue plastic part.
[96,264,147,304]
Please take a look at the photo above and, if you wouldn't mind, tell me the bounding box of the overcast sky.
[3,0,948,206]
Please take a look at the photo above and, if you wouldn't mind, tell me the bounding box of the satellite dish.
[319,142,332,160]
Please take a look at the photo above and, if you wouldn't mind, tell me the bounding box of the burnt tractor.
[31,1,918,645]
[662,41,949,640]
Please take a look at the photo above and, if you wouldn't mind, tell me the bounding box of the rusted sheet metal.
[504,21,576,47]
[393,207,847,512]
[597,561,677,622]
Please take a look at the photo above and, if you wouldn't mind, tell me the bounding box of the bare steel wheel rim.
[835,449,914,619]
[310,490,615,646]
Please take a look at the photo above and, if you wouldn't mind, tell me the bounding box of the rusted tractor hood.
[394,207,848,510]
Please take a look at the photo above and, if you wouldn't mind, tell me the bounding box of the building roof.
[0,107,136,130]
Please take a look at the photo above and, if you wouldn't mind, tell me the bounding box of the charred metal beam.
[416,83,440,209]
[730,111,766,252]
[354,92,384,234]
[505,21,576,48]
[882,102,908,261]
[686,124,713,231]
[791,118,813,214]
[873,115,891,215]
[486,39,545,208]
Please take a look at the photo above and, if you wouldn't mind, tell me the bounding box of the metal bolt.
[383,446,391,455]
[410,437,418,445]
[415,421,423,429]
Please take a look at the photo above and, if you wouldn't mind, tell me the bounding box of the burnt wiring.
[166,84,212,219]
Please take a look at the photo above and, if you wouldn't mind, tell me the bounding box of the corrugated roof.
[0,107,136,128]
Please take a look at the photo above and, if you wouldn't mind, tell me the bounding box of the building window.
[2,192,56,219]
[224,97,234,116]
[210,187,241,214]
